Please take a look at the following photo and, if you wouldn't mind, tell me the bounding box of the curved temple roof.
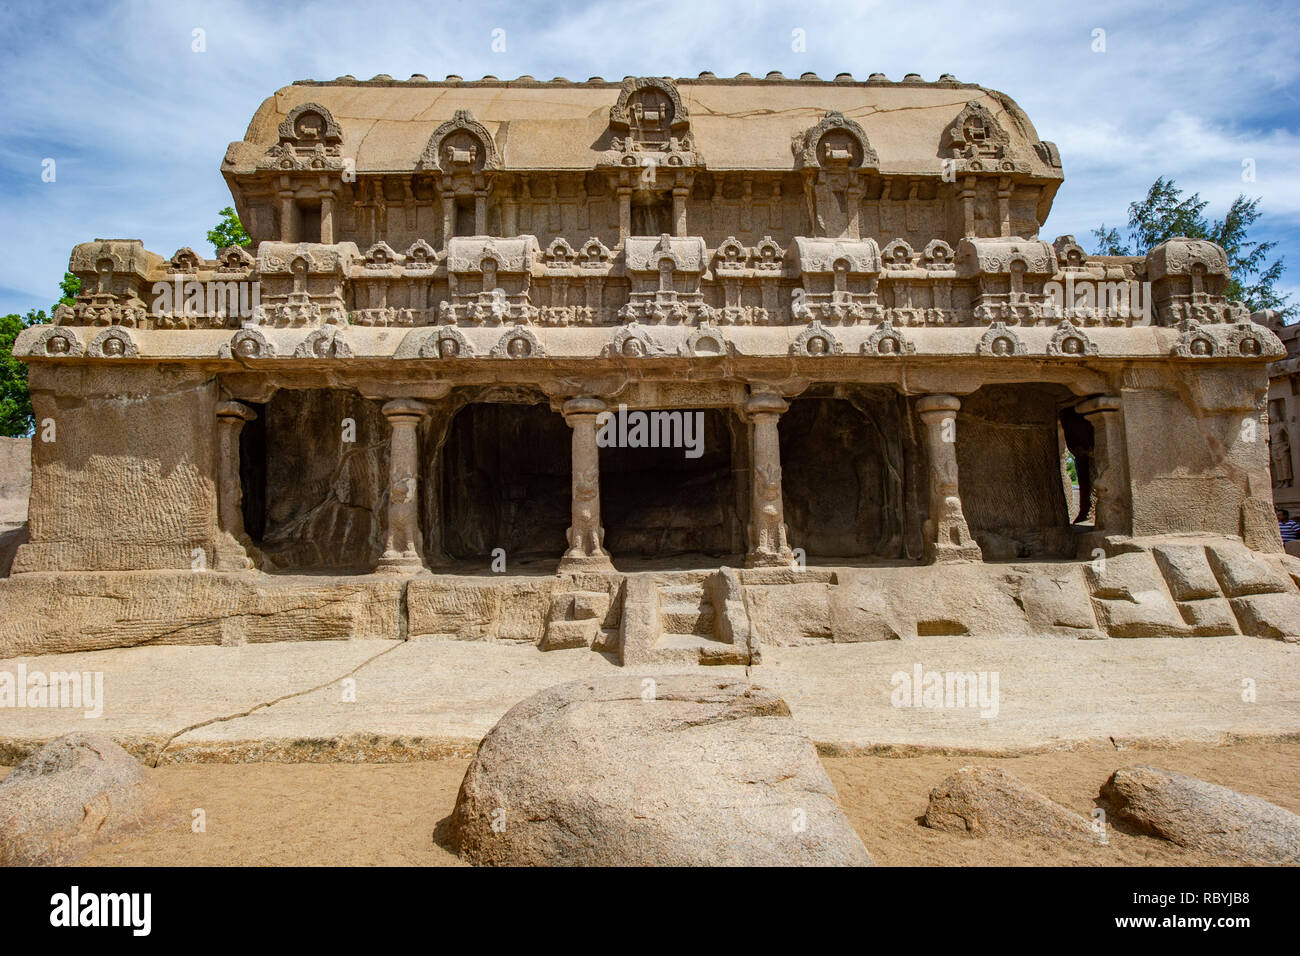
[223,74,1063,180]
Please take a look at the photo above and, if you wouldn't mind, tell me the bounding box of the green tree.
[207,206,251,256]
[1,309,49,436]
[58,272,80,307]
[1092,176,1293,318]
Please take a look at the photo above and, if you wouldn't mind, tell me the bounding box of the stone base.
[556,551,615,573]
[4,535,1299,662]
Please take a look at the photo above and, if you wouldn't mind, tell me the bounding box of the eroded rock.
[923,766,1093,842]
[448,675,873,866]
[1101,765,1300,863]
[0,733,165,865]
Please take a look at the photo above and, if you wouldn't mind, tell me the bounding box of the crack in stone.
[148,640,404,767]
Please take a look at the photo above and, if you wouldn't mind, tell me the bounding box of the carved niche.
[791,320,844,357]
[1046,321,1099,357]
[976,322,1027,357]
[259,103,345,171]
[417,110,500,174]
[88,327,138,358]
[27,326,84,358]
[608,77,692,151]
[942,101,1012,161]
[793,112,879,239]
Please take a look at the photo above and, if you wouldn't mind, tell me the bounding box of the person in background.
[1277,508,1300,542]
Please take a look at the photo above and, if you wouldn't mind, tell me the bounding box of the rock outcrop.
[1100,765,1300,863]
[0,733,165,865]
[924,766,1094,842]
[448,675,873,866]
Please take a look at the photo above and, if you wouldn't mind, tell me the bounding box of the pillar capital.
[380,398,429,421]
[915,393,961,418]
[744,390,789,419]
[216,400,256,422]
[1076,394,1122,418]
[562,396,607,422]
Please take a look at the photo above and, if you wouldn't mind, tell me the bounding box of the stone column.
[559,397,614,572]
[617,185,632,242]
[916,394,981,563]
[278,192,297,244]
[377,399,430,573]
[744,391,793,568]
[1077,395,1132,538]
[673,185,688,237]
[214,400,260,571]
[319,193,335,244]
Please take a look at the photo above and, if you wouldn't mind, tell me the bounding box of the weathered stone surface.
[923,766,1093,842]
[1176,597,1240,636]
[1207,543,1292,597]
[0,733,165,865]
[747,582,834,644]
[1153,544,1221,601]
[1101,765,1300,863]
[0,571,403,657]
[407,578,554,642]
[828,579,902,642]
[1229,593,1300,640]
[0,437,30,533]
[1006,566,1099,635]
[1091,591,1186,638]
[448,675,873,866]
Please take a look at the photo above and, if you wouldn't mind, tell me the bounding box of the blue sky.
[2,0,1298,316]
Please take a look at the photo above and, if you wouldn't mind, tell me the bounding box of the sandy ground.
[6,739,1291,866]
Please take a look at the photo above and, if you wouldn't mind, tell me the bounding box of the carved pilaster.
[559,397,614,572]
[214,400,260,571]
[744,390,793,568]
[1077,395,1132,539]
[377,398,430,573]
[916,394,981,563]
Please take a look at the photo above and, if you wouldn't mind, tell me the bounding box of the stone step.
[658,582,705,601]
[657,632,718,652]
[659,600,715,636]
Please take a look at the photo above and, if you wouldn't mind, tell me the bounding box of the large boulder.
[1100,765,1300,863]
[923,766,1094,842]
[448,675,872,866]
[0,733,165,865]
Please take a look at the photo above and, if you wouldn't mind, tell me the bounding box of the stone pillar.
[744,391,793,568]
[475,189,488,236]
[1077,395,1132,538]
[279,191,297,244]
[320,193,335,244]
[916,394,981,563]
[214,400,260,571]
[559,397,614,571]
[617,186,632,242]
[377,399,430,573]
[673,186,688,237]
[440,190,455,249]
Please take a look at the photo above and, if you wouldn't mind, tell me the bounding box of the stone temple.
[4,72,1299,662]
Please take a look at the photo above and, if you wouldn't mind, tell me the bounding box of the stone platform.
[1,636,1296,765]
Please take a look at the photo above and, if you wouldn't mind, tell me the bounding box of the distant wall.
[0,436,31,529]
[0,437,31,576]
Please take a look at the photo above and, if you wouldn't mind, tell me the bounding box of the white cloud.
[1,0,1297,313]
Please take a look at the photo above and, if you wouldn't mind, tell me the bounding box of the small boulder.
[448,675,873,866]
[0,733,165,865]
[924,766,1094,842]
[1100,765,1300,863]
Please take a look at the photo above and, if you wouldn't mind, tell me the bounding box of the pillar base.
[557,551,615,573]
[925,543,983,564]
[744,549,794,570]
[375,553,428,575]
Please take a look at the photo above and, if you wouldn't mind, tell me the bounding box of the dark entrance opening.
[956,384,1077,559]
[440,403,571,562]
[247,388,388,571]
[599,408,743,559]
[238,401,268,544]
[779,389,922,561]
